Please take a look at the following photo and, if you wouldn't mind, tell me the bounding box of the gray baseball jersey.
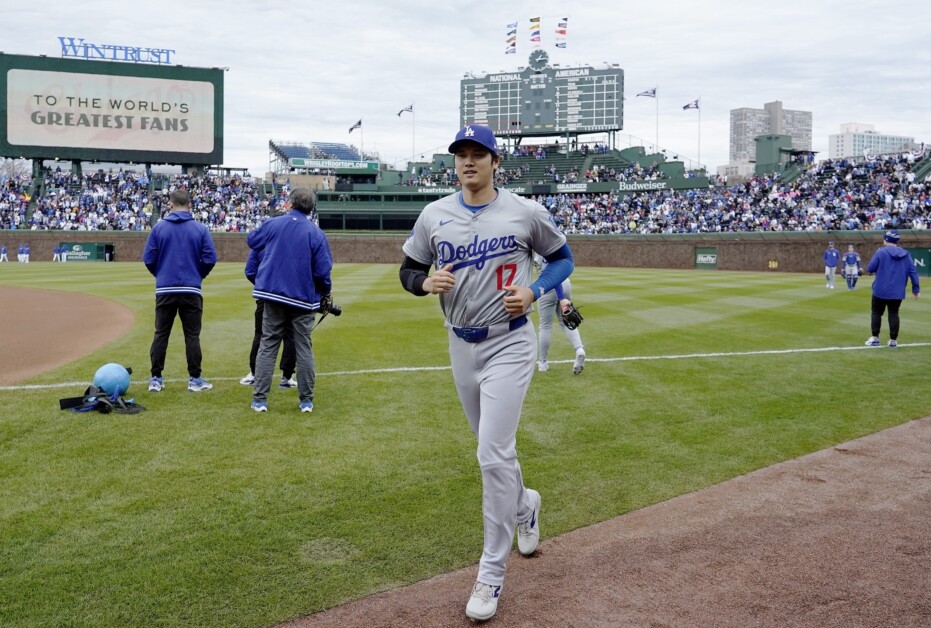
[403,187,566,586]
[403,188,566,327]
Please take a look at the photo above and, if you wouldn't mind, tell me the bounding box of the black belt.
[452,315,528,343]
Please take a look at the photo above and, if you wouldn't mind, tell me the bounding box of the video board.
[460,60,623,136]
[0,53,223,165]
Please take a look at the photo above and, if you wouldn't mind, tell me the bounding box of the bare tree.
[0,158,31,181]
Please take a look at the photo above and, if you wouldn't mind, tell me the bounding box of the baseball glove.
[560,302,584,330]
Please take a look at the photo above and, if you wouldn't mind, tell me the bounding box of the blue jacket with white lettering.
[246,210,333,310]
[142,211,216,296]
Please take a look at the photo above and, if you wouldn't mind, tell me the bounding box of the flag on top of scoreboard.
[505,21,517,54]
[637,88,657,98]
[683,98,700,110]
[397,104,413,117]
[530,16,541,44]
[348,119,362,133]
[555,16,568,48]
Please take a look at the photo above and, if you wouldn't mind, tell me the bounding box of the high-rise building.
[726,101,812,176]
[828,123,915,159]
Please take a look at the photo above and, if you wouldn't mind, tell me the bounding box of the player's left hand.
[502,285,534,315]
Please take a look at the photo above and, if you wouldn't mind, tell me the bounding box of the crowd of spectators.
[0,175,31,229]
[5,149,929,235]
[540,150,930,235]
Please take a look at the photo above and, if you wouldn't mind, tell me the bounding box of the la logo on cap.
[465,126,475,137]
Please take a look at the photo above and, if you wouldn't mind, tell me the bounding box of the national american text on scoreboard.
[459,63,623,137]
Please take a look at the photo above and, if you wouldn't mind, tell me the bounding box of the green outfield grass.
[1,262,929,627]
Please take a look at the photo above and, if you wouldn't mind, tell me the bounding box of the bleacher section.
[277,145,312,159]
[310,142,361,161]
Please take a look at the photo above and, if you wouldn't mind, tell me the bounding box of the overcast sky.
[5,0,929,176]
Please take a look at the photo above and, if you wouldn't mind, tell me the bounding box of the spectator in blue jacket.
[822,241,840,289]
[864,230,920,348]
[246,187,333,413]
[142,188,218,392]
[241,248,297,389]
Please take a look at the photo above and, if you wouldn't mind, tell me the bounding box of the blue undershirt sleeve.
[528,243,573,301]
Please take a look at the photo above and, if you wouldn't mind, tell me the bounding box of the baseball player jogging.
[399,124,574,622]
[534,254,586,374]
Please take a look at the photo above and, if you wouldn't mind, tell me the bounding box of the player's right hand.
[424,263,455,294]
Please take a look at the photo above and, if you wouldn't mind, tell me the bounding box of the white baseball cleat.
[517,488,541,555]
[573,350,586,375]
[865,336,881,347]
[239,372,255,385]
[537,360,549,372]
[465,582,501,621]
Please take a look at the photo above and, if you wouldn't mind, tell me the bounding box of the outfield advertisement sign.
[61,242,114,261]
[289,158,379,171]
[907,248,931,277]
[0,54,223,165]
[695,247,718,269]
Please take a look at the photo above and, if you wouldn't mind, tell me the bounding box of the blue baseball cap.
[449,124,499,156]
[884,230,901,243]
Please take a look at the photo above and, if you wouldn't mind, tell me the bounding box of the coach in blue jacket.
[246,187,333,413]
[864,230,920,348]
[142,188,217,392]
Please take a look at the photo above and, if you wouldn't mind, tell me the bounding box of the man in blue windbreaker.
[864,230,920,348]
[246,187,333,413]
[142,188,217,392]
[823,241,840,289]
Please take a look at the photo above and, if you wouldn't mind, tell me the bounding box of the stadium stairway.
[912,153,931,182]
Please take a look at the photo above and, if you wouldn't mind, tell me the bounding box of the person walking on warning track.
[142,188,218,392]
[864,230,919,348]
[399,124,574,622]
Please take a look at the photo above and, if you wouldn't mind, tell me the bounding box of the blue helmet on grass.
[93,363,131,396]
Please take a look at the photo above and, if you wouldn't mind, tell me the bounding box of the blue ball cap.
[884,230,901,243]
[449,124,499,156]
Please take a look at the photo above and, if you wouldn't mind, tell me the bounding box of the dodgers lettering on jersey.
[403,188,565,328]
[437,234,518,270]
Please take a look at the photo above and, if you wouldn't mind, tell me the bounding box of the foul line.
[4,343,929,392]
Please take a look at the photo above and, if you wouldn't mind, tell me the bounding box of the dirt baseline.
[288,417,931,627]
[0,286,134,386]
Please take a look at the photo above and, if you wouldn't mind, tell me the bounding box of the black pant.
[150,293,204,378]
[250,299,296,377]
[871,295,902,340]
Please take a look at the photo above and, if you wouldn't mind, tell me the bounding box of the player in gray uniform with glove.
[400,124,574,622]
[534,254,586,374]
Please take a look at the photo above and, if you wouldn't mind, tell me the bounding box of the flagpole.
[360,119,364,162]
[654,85,659,151]
[699,106,702,169]
[412,103,416,163]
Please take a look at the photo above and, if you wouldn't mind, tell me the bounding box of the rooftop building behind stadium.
[267,137,722,232]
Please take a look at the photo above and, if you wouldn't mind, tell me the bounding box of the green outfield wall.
[4,230,931,273]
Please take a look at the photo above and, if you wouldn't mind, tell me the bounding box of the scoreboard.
[460,53,623,137]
